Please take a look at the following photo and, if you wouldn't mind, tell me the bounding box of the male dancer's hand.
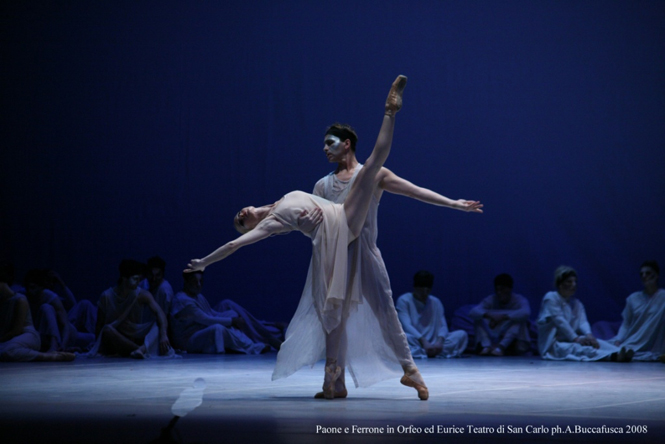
[456,199,484,213]
[297,207,323,233]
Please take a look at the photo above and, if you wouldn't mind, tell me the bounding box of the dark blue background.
[2,1,664,326]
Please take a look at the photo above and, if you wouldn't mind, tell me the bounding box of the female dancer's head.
[234,206,269,234]
[234,207,256,234]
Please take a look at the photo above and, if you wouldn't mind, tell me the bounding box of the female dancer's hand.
[297,207,323,233]
[184,259,206,273]
[457,199,484,213]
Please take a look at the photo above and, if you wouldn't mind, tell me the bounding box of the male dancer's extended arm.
[379,168,483,213]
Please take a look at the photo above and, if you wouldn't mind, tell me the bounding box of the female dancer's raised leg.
[344,75,406,239]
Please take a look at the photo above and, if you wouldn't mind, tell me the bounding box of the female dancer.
[186,75,429,400]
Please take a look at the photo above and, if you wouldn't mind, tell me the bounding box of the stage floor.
[1,354,663,443]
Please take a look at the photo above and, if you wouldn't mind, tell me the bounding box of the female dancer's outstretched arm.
[185,218,285,272]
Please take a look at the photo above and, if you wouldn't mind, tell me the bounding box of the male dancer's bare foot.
[315,366,347,398]
[385,75,407,116]
[314,377,347,399]
[401,366,429,401]
[314,388,348,399]
[130,347,147,359]
[37,351,76,362]
[318,360,342,400]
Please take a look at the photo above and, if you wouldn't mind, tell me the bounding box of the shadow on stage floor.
[1,354,663,443]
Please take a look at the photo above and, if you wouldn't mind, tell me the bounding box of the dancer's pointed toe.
[385,75,408,116]
[400,367,429,401]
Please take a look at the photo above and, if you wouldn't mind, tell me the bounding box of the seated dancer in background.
[170,270,271,354]
[610,260,665,361]
[469,273,531,356]
[187,76,436,400]
[45,270,97,349]
[145,256,174,317]
[92,259,171,358]
[396,270,468,359]
[24,269,74,352]
[213,299,283,351]
[0,261,25,295]
[537,266,632,362]
[312,117,482,397]
[1,268,74,362]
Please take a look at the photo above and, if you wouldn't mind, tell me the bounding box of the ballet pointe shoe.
[319,361,342,400]
[401,366,429,401]
[385,75,408,116]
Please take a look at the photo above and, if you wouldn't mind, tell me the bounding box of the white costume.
[469,293,531,352]
[170,291,265,354]
[396,292,468,358]
[0,293,41,362]
[610,288,665,361]
[270,190,408,387]
[537,291,619,361]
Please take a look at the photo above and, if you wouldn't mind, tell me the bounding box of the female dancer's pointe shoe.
[385,75,408,116]
[321,363,342,400]
[400,368,429,401]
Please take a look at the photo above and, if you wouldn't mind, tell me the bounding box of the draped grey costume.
[610,288,665,361]
[537,291,619,361]
[267,189,410,386]
[275,167,417,387]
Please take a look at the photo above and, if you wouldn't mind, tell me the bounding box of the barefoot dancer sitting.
[186,75,428,400]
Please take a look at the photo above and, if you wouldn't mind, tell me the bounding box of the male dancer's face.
[557,276,577,299]
[323,134,346,163]
[148,267,164,289]
[123,274,143,291]
[640,266,658,288]
[495,284,512,305]
[184,273,203,296]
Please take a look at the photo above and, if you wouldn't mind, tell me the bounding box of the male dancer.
[311,118,482,397]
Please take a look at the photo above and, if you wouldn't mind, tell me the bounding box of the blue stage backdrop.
[2,1,664,327]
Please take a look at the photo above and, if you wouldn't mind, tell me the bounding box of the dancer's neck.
[334,154,359,181]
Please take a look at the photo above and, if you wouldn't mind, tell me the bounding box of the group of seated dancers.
[0,258,285,361]
[1,76,663,402]
[395,265,665,364]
